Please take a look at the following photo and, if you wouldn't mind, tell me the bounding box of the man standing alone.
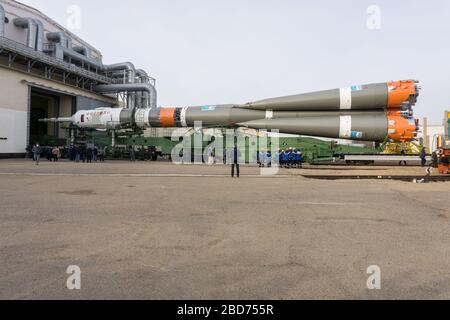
[420,147,427,167]
[231,144,241,178]
[32,143,42,165]
[129,146,136,162]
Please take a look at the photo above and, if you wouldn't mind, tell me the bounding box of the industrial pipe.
[13,17,38,49]
[0,4,5,37]
[136,69,150,108]
[47,32,70,48]
[34,19,44,51]
[103,62,136,83]
[55,44,156,108]
[94,83,157,109]
[73,45,88,56]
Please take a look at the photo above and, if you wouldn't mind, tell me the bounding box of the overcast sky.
[21,0,450,123]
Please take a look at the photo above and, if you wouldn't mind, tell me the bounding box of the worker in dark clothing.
[129,146,136,162]
[431,151,438,168]
[25,144,32,159]
[74,145,81,163]
[266,150,272,168]
[93,146,98,162]
[399,144,407,166]
[279,149,286,167]
[80,145,87,163]
[86,147,93,163]
[231,145,241,178]
[420,147,427,167]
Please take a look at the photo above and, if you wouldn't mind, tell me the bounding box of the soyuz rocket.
[41,79,420,142]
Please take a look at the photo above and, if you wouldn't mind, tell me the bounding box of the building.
[418,111,449,151]
[0,0,156,157]
[444,110,450,147]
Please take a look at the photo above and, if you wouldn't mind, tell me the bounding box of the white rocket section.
[134,108,150,128]
[110,108,123,127]
[73,108,123,129]
[180,107,188,127]
[339,88,352,110]
[339,115,352,139]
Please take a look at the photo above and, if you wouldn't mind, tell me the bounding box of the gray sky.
[21,0,450,123]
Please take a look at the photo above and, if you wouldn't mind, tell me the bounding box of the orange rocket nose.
[387,115,417,142]
[387,80,419,109]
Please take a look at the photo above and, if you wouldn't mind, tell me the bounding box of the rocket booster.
[240,80,419,112]
[40,80,420,142]
[148,80,420,142]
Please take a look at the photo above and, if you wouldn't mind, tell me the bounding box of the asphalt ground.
[0,159,449,299]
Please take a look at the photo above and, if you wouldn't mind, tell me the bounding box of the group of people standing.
[257,148,304,168]
[69,145,107,163]
[27,144,61,165]
[27,143,109,165]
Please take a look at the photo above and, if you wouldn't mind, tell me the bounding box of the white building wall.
[0,66,116,155]
[0,108,27,153]
[418,123,445,152]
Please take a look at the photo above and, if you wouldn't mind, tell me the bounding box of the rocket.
[40,107,124,130]
[148,79,420,142]
[40,80,420,142]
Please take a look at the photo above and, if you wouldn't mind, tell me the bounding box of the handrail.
[0,36,114,84]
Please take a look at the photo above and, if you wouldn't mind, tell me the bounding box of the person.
[86,147,93,163]
[266,150,272,168]
[420,147,427,167]
[207,145,214,165]
[52,147,60,162]
[80,145,87,163]
[258,149,265,167]
[102,146,108,162]
[74,145,81,163]
[98,146,105,162]
[93,146,98,162]
[231,144,241,178]
[279,149,285,168]
[292,149,300,168]
[129,146,136,162]
[431,151,438,168]
[68,146,74,161]
[399,144,407,166]
[32,143,42,165]
[25,144,32,159]
[286,148,293,168]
